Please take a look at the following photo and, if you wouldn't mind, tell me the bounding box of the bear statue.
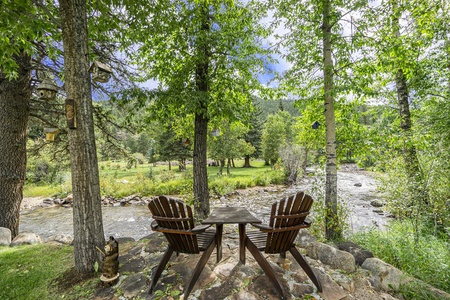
[99,236,119,285]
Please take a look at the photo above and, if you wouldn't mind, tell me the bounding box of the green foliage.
[306,169,350,241]
[208,120,254,172]
[351,221,450,293]
[210,176,236,196]
[261,111,294,166]
[0,1,59,79]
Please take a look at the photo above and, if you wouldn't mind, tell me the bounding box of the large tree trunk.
[0,53,30,239]
[193,5,210,220]
[243,155,252,168]
[60,0,105,274]
[322,0,340,240]
[193,113,209,219]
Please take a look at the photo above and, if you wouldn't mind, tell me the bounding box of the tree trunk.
[301,147,309,173]
[322,0,340,240]
[227,158,231,175]
[219,159,225,175]
[60,0,105,274]
[0,53,30,239]
[243,155,252,168]
[178,159,186,172]
[193,113,209,219]
[395,68,427,204]
[193,4,210,220]
[392,6,428,207]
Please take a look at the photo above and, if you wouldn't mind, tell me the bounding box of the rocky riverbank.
[2,226,449,300]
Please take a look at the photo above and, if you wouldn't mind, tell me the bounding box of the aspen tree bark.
[322,0,340,240]
[392,1,427,207]
[193,5,210,220]
[60,0,105,274]
[0,53,30,239]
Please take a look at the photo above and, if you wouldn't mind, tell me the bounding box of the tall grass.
[350,220,450,294]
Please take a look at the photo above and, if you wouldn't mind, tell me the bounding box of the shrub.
[279,144,304,184]
[210,177,236,196]
[132,152,146,164]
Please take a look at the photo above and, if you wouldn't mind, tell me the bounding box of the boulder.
[362,258,450,299]
[337,241,374,266]
[306,242,356,273]
[46,234,73,245]
[11,232,43,246]
[296,229,318,248]
[361,258,410,291]
[0,227,12,246]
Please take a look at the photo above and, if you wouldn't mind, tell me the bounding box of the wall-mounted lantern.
[44,128,59,141]
[211,129,220,136]
[311,121,320,130]
[36,78,58,100]
[89,61,112,83]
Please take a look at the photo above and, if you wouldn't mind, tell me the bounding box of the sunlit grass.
[0,244,73,300]
[24,159,283,198]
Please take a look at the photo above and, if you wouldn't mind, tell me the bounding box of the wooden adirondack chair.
[148,196,217,298]
[245,192,322,299]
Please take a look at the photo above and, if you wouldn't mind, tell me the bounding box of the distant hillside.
[254,98,300,120]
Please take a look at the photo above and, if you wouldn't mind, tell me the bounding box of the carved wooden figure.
[98,236,120,285]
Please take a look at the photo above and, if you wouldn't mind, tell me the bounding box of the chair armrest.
[251,223,272,231]
[191,224,212,233]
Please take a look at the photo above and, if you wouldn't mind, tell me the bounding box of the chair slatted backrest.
[148,196,200,254]
[265,192,313,253]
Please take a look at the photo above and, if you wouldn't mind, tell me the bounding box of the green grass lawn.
[0,244,74,300]
[24,159,284,198]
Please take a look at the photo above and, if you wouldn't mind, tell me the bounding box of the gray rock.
[11,232,43,246]
[354,183,362,187]
[361,257,410,291]
[0,227,12,246]
[362,258,450,299]
[337,241,374,266]
[370,199,384,207]
[296,229,318,248]
[316,268,349,300]
[46,234,73,245]
[119,273,147,299]
[306,242,356,273]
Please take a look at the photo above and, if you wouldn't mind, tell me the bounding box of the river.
[19,166,388,240]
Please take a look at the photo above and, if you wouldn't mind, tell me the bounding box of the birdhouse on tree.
[89,61,112,83]
[311,121,320,130]
[44,128,59,141]
[36,78,58,100]
[211,129,220,136]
